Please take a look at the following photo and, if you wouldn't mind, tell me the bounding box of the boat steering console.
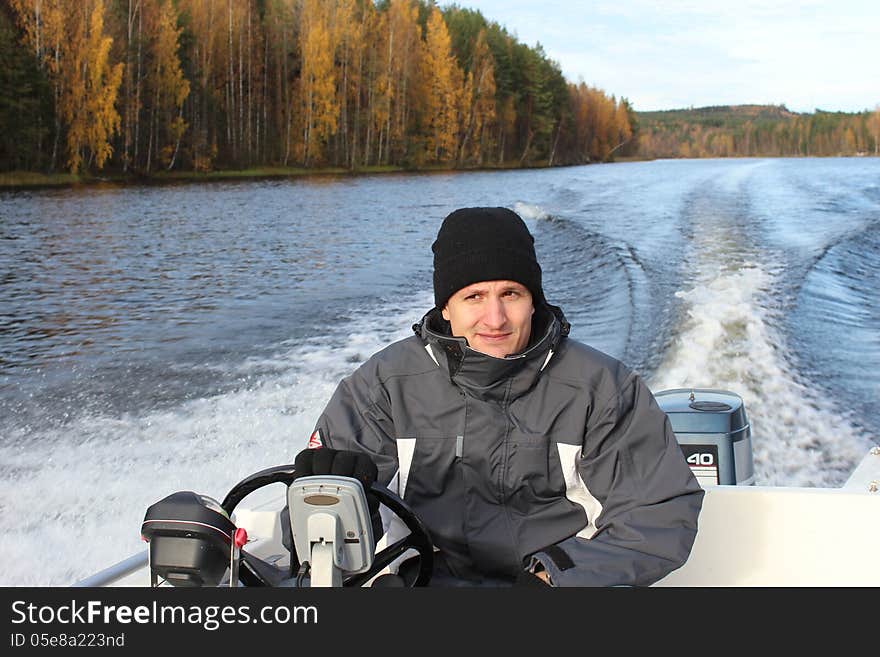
[140,464,434,588]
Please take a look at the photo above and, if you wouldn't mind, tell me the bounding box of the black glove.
[293,446,378,490]
[291,447,383,542]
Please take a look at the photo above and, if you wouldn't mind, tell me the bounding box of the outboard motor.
[141,491,248,587]
[655,388,755,486]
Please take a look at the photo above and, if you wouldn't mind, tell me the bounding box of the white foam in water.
[648,257,875,488]
[0,291,433,586]
[4,242,874,585]
[512,201,550,221]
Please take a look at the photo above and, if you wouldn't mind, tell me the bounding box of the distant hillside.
[638,104,799,127]
[634,104,879,158]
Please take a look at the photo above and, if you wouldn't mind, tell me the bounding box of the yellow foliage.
[567,83,627,161]
[301,0,338,164]
[421,7,460,162]
[155,0,190,110]
[458,29,497,164]
[382,0,422,162]
[9,0,123,173]
[85,1,123,170]
[7,0,639,172]
[869,106,880,155]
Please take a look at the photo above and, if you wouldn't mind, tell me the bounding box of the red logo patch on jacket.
[307,429,323,449]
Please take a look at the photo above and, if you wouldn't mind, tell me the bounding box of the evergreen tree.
[0,6,52,172]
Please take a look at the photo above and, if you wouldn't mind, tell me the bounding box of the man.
[296,207,703,586]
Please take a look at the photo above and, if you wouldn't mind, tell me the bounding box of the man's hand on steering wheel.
[222,447,433,587]
[292,447,383,540]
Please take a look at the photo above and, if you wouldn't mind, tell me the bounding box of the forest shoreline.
[0,160,593,190]
[6,153,878,191]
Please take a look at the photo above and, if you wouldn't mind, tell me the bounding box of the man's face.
[441,280,534,358]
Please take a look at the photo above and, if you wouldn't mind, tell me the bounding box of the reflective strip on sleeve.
[396,437,417,499]
[556,442,603,539]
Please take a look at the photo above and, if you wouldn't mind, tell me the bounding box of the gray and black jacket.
[312,304,704,586]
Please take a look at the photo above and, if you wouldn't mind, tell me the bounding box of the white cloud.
[447,0,880,112]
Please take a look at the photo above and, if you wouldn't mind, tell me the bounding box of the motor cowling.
[141,491,236,587]
[655,388,755,486]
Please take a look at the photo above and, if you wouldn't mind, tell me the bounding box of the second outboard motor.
[655,388,755,486]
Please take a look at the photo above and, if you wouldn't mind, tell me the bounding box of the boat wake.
[0,291,434,586]
[647,247,875,488]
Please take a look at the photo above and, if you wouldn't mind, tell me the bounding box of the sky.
[443,0,880,114]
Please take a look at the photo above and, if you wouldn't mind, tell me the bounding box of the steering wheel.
[221,464,434,587]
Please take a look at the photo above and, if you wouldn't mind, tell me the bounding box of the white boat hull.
[78,447,880,587]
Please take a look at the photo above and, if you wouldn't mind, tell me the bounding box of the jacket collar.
[413,304,570,403]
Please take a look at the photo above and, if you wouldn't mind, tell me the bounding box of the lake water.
[1,157,879,585]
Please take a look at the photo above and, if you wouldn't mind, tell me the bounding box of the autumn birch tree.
[610,98,633,157]
[456,28,496,165]
[869,105,880,155]
[331,0,358,166]
[19,0,124,173]
[5,0,642,172]
[147,0,189,171]
[176,0,223,171]
[82,1,124,171]
[365,6,389,165]
[116,0,142,173]
[300,0,336,165]
[380,0,420,164]
[421,6,459,163]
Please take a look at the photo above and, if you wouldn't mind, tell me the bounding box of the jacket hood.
[412,303,570,403]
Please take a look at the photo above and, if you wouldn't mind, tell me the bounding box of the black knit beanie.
[432,207,545,310]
